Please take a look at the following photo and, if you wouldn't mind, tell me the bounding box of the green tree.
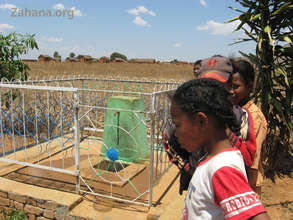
[0,32,38,81]
[76,54,83,60]
[53,51,61,58]
[69,52,75,58]
[228,0,293,180]
[110,52,127,61]
[170,59,179,64]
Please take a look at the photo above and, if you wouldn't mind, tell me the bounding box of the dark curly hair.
[194,59,202,66]
[172,78,239,133]
[235,59,255,85]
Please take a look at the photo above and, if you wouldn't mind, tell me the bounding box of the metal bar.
[152,89,176,96]
[34,91,40,162]
[83,127,163,139]
[80,176,95,193]
[83,127,103,132]
[0,158,78,175]
[155,94,160,178]
[74,91,81,193]
[94,88,100,134]
[80,79,85,139]
[148,94,156,209]
[79,105,147,114]
[0,84,78,92]
[10,88,16,158]
[60,91,65,169]
[78,88,151,96]
[77,77,180,85]
[152,163,173,186]
[46,90,52,168]
[87,84,90,133]
[79,190,149,207]
[22,89,28,162]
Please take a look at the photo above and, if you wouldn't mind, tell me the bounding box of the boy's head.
[197,56,235,84]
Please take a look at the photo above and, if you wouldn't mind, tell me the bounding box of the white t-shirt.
[182,148,266,220]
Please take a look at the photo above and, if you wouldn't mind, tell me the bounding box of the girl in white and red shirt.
[170,78,270,220]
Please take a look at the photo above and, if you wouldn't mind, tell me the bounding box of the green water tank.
[101,96,149,162]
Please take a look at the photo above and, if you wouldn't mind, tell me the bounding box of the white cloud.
[70,7,83,16]
[133,16,151,27]
[47,37,63,43]
[196,20,240,35]
[0,24,14,32]
[0,3,18,11]
[173,42,182,48]
[128,6,156,16]
[53,3,64,10]
[128,6,155,27]
[42,36,64,43]
[200,0,207,7]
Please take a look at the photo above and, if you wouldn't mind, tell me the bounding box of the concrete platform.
[0,136,186,219]
[69,165,185,220]
[0,165,185,220]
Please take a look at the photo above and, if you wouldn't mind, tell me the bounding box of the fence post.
[148,94,156,208]
[74,90,80,193]
[80,79,85,140]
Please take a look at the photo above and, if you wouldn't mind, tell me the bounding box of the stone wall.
[0,177,84,220]
[0,189,84,220]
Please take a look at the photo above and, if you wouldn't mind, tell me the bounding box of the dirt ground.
[261,175,293,219]
[3,150,292,219]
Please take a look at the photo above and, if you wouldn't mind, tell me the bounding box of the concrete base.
[0,137,185,219]
[0,165,184,220]
[69,165,185,220]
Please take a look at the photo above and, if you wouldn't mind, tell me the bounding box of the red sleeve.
[212,166,266,219]
[228,110,256,167]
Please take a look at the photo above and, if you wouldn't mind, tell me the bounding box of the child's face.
[229,73,252,105]
[170,103,204,153]
[193,64,201,78]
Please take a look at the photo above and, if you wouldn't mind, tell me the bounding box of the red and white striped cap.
[198,56,234,83]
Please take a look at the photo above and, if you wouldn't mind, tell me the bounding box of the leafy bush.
[69,52,75,58]
[53,51,61,59]
[110,52,127,61]
[170,59,179,64]
[0,32,38,81]
[2,207,28,220]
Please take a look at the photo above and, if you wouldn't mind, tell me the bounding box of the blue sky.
[0,0,255,62]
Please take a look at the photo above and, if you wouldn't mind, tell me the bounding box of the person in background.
[197,56,257,168]
[228,59,268,197]
[170,78,270,219]
[193,59,202,78]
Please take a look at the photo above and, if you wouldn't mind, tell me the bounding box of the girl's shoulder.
[243,100,267,129]
[244,100,264,117]
[198,148,246,177]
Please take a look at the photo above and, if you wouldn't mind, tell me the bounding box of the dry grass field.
[27,62,194,82]
[22,62,293,219]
